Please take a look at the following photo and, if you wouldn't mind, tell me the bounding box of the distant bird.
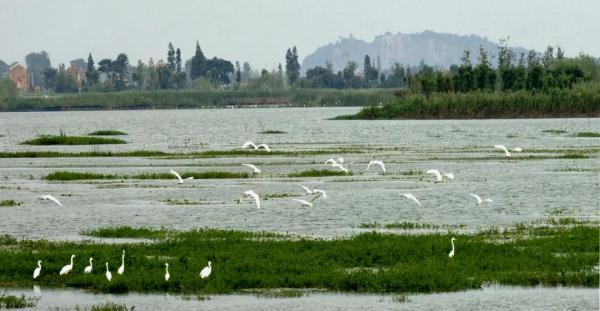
[256,143,271,152]
[170,170,194,184]
[105,262,112,282]
[426,169,454,183]
[33,260,42,279]
[325,157,344,165]
[312,189,327,199]
[469,193,493,205]
[84,258,93,274]
[292,198,314,207]
[367,160,386,173]
[331,162,350,174]
[448,238,456,258]
[241,141,258,150]
[164,263,170,282]
[401,193,422,206]
[494,145,522,157]
[243,190,261,209]
[59,255,75,275]
[242,163,262,174]
[199,261,212,279]
[117,250,125,275]
[38,195,63,206]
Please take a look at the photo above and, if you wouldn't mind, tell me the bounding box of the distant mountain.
[302,30,528,72]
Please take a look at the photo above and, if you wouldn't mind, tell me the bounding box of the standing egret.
[242,141,258,150]
[59,255,75,275]
[401,193,422,206]
[170,170,194,184]
[105,262,112,282]
[164,263,170,282]
[84,258,93,274]
[367,160,386,173]
[448,238,456,258]
[469,193,493,205]
[243,190,261,209]
[426,169,454,183]
[242,163,262,174]
[494,145,522,157]
[38,195,63,206]
[199,261,212,279]
[256,143,271,152]
[117,250,125,275]
[33,260,42,279]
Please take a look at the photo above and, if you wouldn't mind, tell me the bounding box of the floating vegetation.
[81,226,173,239]
[254,289,306,298]
[556,153,589,159]
[576,131,600,138]
[21,135,126,145]
[359,222,442,230]
[77,302,132,311]
[0,293,38,308]
[542,129,568,134]
[0,200,21,207]
[44,171,250,181]
[87,130,128,136]
[287,169,351,177]
[260,130,286,134]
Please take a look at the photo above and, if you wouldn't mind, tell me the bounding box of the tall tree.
[190,42,207,80]
[474,46,495,91]
[235,61,242,84]
[242,62,251,81]
[97,58,113,87]
[112,53,129,90]
[285,47,300,85]
[167,43,176,71]
[175,48,182,73]
[85,53,99,86]
[457,49,474,92]
[498,37,515,91]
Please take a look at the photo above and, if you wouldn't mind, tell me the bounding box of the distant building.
[66,65,85,87]
[9,63,28,91]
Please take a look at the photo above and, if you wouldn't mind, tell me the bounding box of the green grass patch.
[87,130,128,136]
[81,302,132,311]
[259,130,286,134]
[287,169,351,177]
[0,200,21,207]
[542,129,568,134]
[81,226,172,239]
[556,153,589,159]
[254,289,305,298]
[576,131,600,137]
[359,222,443,230]
[0,293,38,308]
[21,135,126,145]
[44,171,250,181]
[0,225,597,295]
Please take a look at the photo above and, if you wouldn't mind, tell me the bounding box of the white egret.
[299,184,313,195]
[242,163,262,174]
[84,258,93,274]
[164,263,170,282]
[401,193,421,206]
[256,143,271,152]
[331,163,349,174]
[243,190,261,209]
[59,255,75,275]
[367,160,386,173]
[199,261,212,279]
[443,173,455,180]
[33,260,42,279]
[469,193,493,205]
[325,158,338,165]
[292,198,314,207]
[494,145,522,157]
[170,170,194,184]
[426,169,454,183]
[242,141,258,150]
[298,185,327,200]
[312,188,327,199]
[448,238,456,258]
[38,195,63,206]
[117,250,125,275]
[105,262,112,282]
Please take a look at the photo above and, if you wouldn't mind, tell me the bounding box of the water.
[1,285,597,310]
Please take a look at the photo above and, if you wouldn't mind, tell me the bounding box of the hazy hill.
[302,30,528,72]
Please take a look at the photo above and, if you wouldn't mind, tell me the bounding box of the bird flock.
[31,142,521,282]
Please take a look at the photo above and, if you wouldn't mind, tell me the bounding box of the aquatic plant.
[576,131,600,137]
[87,130,128,136]
[21,136,126,145]
[0,293,38,308]
[287,169,351,177]
[0,200,21,207]
[259,130,286,134]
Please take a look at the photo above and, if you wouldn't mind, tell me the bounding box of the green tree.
[43,68,58,90]
[285,47,300,85]
[112,53,129,91]
[342,61,358,88]
[0,77,18,98]
[235,61,242,84]
[54,65,78,93]
[190,42,207,80]
[132,60,147,89]
[85,53,99,86]
[97,59,113,88]
[474,46,495,91]
[498,37,515,91]
[457,50,474,92]
[167,43,176,71]
[526,50,544,91]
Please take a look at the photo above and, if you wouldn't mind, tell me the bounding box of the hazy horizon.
[1,0,599,70]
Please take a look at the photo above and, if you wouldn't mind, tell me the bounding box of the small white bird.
[242,141,258,150]
[256,143,271,152]
[312,189,327,199]
[164,263,170,282]
[243,190,261,209]
[117,250,125,275]
[84,258,93,274]
[367,160,386,173]
[331,163,349,174]
[292,198,314,207]
[59,255,75,275]
[325,158,338,165]
[105,262,112,282]
[469,193,493,205]
[426,169,454,183]
[448,238,456,258]
[33,260,42,279]
[170,170,194,184]
[242,163,262,174]
[199,261,212,279]
[39,195,63,206]
[494,145,522,157]
[401,193,422,206]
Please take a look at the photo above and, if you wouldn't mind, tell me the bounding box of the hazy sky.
[1,0,598,69]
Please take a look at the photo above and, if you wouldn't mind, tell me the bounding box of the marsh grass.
[259,130,286,134]
[576,131,600,137]
[21,136,126,145]
[0,200,21,207]
[359,222,443,230]
[254,289,306,298]
[75,302,132,311]
[542,129,568,134]
[87,130,128,136]
[0,225,597,295]
[81,226,172,239]
[287,169,351,177]
[0,292,38,308]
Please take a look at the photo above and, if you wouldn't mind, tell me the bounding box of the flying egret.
[242,163,262,174]
[199,261,212,279]
[299,184,314,195]
[39,195,63,206]
[469,193,493,205]
[256,143,271,152]
[164,263,170,282]
[494,145,522,157]
[443,173,455,180]
[170,170,194,184]
[401,193,421,206]
[448,238,456,258]
[59,255,75,275]
[325,158,338,165]
[84,258,93,274]
[243,190,261,209]
[33,260,42,279]
[426,169,454,183]
[312,188,327,199]
[367,160,386,173]
[242,141,258,150]
[292,198,314,207]
[105,262,112,282]
[117,250,125,275]
[331,163,349,174]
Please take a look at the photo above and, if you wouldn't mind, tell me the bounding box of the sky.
[1,0,599,69]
